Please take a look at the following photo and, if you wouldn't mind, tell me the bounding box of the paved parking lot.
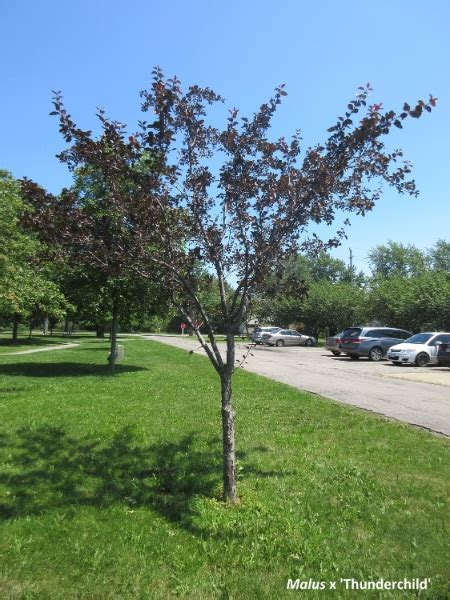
[145,335,450,437]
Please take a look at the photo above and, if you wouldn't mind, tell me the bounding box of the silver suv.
[339,326,412,361]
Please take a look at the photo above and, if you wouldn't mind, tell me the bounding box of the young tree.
[23,73,435,502]
[132,70,435,502]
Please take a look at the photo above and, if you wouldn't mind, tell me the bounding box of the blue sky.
[1,0,449,273]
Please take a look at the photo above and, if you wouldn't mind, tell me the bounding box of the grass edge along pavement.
[0,337,449,599]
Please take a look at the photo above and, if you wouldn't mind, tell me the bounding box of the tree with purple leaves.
[22,69,435,502]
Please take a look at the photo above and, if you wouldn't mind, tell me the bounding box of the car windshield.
[404,333,434,344]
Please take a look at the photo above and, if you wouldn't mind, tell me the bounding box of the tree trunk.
[42,315,49,336]
[64,315,70,334]
[96,324,106,338]
[12,314,20,344]
[108,299,119,374]
[220,334,237,503]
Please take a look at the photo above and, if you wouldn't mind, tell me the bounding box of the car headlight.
[401,350,413,354]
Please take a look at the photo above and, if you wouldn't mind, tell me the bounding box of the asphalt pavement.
[144,335,450,437]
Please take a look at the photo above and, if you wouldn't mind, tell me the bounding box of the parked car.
[251,327,281,344]
[387,332,450,367]
[437,342,450,368]
[325,331,344,356]
[262,329,316,347]
[339,326,412,361]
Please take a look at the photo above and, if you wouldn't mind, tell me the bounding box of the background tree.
[132,70,434,502]
[21,115,169,372]
[426,239,450,273]
[252,251,366,328]
[368,240,428,278]
[369,271,450,332]
[301,281,368,338]
[0,170,68,342]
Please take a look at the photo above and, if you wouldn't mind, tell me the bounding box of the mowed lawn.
[0,337,448,599]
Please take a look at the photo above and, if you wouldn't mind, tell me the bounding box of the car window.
[397,330,411,340]
[429,334,450,345]
[387,329,402,338]
[280,330,290,335]
[290,331,301,336]
[365,329,386,338]
[341,328,362,338]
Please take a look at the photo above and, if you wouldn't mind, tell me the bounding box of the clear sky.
[1,0,449,273]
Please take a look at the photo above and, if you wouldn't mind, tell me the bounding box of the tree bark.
[42,315,49,336]
[12,314,20,344]
[96,324,106,338]
[108,298,119,374]
[220,334,237,503]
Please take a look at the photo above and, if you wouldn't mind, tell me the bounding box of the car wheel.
[275,340,285,347]
[349,355,360,360]
[368,347,383,362]
[305,338,314,347]
[415,352,430,367]
[331,351,341,356]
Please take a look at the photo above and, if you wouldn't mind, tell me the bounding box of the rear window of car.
[341,328,362,338]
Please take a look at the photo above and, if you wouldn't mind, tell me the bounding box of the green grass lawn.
[0,337,448,599]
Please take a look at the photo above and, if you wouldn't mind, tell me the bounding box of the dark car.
[339,326,413,361]
[325,331,344,356]
[437,342,450,367]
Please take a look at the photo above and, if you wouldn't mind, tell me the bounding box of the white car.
[387,332,450,367]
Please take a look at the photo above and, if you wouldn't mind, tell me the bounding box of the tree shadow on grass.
[0,426,288,539]
[0,362,148,378]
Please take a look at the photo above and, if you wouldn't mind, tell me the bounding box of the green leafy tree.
[0,170,67,342]
[368,241,427,278]
[302,281,368,338]
[369,272,450,331]
[427,239,450,273]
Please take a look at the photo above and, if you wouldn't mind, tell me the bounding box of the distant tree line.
[252,241,449,336]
